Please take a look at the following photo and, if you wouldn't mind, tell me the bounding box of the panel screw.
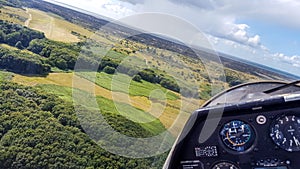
[256,115,267,124]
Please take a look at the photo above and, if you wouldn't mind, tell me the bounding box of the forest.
[0,20,188,94]
[0,2,177,168]
[0,79,167,168]
[0,2,171,168]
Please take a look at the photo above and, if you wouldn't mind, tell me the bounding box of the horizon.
[45,0,300,77]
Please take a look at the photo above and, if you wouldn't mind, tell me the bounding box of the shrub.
[138,69,158,83]
[132,75,142,82]
[103,66,116,74]
[160,78,179,92]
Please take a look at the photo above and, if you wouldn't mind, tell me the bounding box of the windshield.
[0,0,299,168]
[203,81,300,107]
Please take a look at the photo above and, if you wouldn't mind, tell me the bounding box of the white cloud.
[121,0,300,29]
[52,0,300,44]
[226,23,261,47]
[48,0,137,19]
[102,1,134,17]
[52,0,294,50]
[110,0,265,49]
[127,0,300,74]
[248,35,260,46]
[273,53,300,67]
[169,0,216,10]
[47,0,300,75]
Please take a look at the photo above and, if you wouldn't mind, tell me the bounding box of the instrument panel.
[164,93,300,169]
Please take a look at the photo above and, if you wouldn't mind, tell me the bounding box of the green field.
[2,2,261,138]
[36,83,166,136]
[78,72,179,100]
[12,71,197,135]
[2,4,260,138]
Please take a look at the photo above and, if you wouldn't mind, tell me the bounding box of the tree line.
[0,20,186,95]
[0,19,199,97]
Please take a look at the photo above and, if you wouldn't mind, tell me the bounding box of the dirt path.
[48,16,55,38]
[23,8,80,42]
[24,8,32,27]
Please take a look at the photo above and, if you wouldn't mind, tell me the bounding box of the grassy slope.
[12,72,196,135]
[0,71,12,82]
[2,5,206,136]
[10,71,167,135]
[12,73,155,111]
[0,6,94,42]
[0,6,28,25]
[26,8,92,42]
[82,72,179,100]
[3,5,261,137]
[34,83,166,135]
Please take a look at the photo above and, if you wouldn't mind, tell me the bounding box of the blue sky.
[247,20,300,56]
[46,0,300,76]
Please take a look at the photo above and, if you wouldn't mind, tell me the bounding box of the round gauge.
[211,161,240,169]
[270,115,300,152]
[220,120,255,152]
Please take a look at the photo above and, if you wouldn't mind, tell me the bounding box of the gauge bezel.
[219,119,257,154]
[269,113,300,152]
[211,161,240,169]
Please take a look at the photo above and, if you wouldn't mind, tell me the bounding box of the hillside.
[28,0,295,81]
[0,79,167,168]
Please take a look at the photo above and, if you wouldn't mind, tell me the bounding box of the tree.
[27,39,45,54]
[103,66,115,74]
[132,75,142,82]
[160,78,180,92]
[56,58,67,70]
[0,47,50,75]
[138,69,159,83]
[48,48,77,70]
[226,74,244,87]
[6,32,20,46]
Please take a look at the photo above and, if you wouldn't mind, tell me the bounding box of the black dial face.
[211,161,239,169]
[270,115,300,152]
[220,120,255,152]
